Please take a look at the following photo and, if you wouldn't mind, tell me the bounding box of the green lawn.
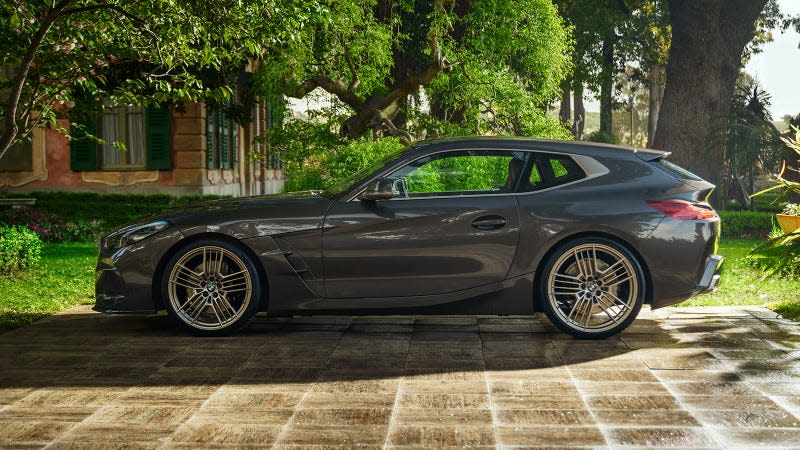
[679,239,800,316]
[0,242,97,333]
[0,238,798,334]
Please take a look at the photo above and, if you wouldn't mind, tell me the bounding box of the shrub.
[718,210,775,238]
[2,192,228,231]
[283,137,407,192]
[0,207,104,243]
[0,225,43,275]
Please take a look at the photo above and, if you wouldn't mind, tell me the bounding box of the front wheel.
[539,237,645,339]
[162,240,261,336]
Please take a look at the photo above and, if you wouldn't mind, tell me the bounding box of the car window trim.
[344,148,608,202]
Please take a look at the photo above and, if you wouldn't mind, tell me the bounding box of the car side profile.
[95,137,722,338]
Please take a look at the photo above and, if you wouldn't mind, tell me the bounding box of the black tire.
[162,239,261,336]
[538,236,645,339]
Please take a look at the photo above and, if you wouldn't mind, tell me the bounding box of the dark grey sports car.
[95,137,722,338]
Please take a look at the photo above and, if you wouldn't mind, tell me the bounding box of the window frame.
[384,149,528,198]
[346,147,600,202]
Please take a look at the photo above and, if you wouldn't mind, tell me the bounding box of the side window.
[528,162,542,187]
[547,156,585,184]
[387,150,525,197]
[522,154,585,192]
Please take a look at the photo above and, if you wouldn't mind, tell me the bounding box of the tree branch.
[343,44,360,92]
[285,75,364,111]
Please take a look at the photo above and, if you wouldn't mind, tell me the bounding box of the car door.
[321,149,525,299]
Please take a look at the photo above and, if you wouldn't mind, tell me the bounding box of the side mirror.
[360,178,394,201]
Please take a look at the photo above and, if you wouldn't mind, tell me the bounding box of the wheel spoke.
[567,293,587,323]
[572,250,587,277]
[209,299,224,326]
[601,291,631,310]
[594,294,621,323]
[218,295,238,318]
[178,292,204,312]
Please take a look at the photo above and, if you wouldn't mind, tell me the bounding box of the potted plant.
[777,203,800,233]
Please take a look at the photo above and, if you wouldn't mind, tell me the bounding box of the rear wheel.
[163,240,261,336]
[539,237,645,339]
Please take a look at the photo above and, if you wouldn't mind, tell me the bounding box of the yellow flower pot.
[776,214,800,233]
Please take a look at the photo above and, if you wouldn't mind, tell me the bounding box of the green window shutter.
[220,109,230,169]
[231,117,238,167]
[206,108,215,169]
[145,106,172,170]
[70,115,97,171]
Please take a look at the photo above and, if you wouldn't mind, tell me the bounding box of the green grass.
[770,301,800,321]
[0,242,97,334]
[679,238,800,310]
[1,239,797,334]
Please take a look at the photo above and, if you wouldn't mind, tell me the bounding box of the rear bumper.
[696,254,723,292]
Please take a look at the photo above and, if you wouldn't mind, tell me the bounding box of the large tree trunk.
[653,0,768,188]
[573,84,585,140]
[559,83,571,125]
[599,34,614,137]
[646,64,665,148]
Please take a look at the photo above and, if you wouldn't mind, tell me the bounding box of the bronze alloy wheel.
[542,238,644,338]
[164,241,260,335]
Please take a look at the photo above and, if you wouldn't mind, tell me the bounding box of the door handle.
[471,215,507,230]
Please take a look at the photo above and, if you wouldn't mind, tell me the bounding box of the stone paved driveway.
[0,306,799,449]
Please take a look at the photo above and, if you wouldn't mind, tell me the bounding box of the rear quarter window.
[656,159,704,181]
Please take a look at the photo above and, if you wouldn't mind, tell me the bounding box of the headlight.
[102,220,169,251]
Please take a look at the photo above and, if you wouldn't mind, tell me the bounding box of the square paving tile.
[0,305,798,448]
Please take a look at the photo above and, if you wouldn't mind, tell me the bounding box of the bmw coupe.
[95,137,722,338]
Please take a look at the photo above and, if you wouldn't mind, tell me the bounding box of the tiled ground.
[0,306,799,449]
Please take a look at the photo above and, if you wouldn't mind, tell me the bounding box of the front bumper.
[94,225,184,313]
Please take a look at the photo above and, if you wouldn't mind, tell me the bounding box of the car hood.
[152,191,335,239]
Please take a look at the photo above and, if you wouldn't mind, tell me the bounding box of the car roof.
[412,136,669,161]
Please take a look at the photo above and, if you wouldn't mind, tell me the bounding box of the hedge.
[718,210,776,238]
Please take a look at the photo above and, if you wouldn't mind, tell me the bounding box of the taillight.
[646,200,717,220]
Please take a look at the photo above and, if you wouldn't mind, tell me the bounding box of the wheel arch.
[152,232,270,312]
[532,230,653,311]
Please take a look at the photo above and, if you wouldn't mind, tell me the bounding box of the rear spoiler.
[633,148,670,162]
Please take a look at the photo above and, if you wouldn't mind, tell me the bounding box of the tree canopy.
[0,0,325,159]
[253,0,573,140]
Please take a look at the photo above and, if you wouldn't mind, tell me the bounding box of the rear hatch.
[635,149,715,202]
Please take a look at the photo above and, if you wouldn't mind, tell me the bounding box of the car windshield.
[322,144,415,198]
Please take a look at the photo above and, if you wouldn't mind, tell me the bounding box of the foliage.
[749,127,800,278]
[254,0,573,140]
[0,242,95,333]
[1,207,103,242]
[0,0,326,158]
[0,224,42,275]
[708,76,785,207]
[279,125,407,192]
[718,210,776,238]
[783,203,800,216]
[585,130,621,145]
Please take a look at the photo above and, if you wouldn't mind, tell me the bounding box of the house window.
[70,106,171,171]
[99,106,146,169]
[206,106,238,170]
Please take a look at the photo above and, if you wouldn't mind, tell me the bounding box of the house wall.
[0,102,285,196]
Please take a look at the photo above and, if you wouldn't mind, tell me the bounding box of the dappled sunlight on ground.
[0,306,798,447]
